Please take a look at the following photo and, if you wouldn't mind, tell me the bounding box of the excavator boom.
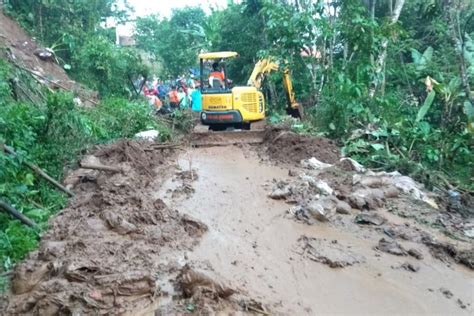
[247,58,303,119]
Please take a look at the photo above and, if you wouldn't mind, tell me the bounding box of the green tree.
[135,7,206,77]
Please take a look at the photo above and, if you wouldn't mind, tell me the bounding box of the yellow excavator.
[198,51,303,130]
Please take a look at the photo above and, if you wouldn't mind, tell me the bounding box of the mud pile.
[4,140,240,315]
[264,127,340,164]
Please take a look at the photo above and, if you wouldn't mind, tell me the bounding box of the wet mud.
[4,141,242,315]
[4,134,474,315]
[158,144,473,315]
[263,127,340,164]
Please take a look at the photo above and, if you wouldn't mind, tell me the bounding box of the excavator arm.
[247,59,304,119]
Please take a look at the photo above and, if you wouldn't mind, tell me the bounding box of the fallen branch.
[0,199,37,228]
[246,306,270,315]
[2,144,75,197]
[150,143,183,149]
[80,163,122,173]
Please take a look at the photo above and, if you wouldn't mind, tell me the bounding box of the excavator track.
[190,121,266,147]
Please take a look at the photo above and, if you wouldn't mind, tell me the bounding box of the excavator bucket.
[287,102,304,120]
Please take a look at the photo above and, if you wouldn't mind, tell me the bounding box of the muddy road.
[159,145,473,315]
[4,132,474,315]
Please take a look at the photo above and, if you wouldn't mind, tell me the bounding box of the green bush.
[86,97,161,140]
[0,88,172,277]
[73,36,149,97]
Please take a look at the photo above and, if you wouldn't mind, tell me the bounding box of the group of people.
[142,77,202,114]
[141,62,229,114]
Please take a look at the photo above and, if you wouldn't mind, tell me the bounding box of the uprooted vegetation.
[0,11,175,283]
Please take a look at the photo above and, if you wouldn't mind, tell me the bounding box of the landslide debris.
[264,127,340,165]
[3,140,243,315]
[265,133,473,271]
[0,11,97,105]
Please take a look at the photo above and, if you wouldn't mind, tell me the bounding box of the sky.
[127,0,230,18]
[115,0,231,36]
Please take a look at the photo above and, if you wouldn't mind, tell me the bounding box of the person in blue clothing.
[191,81,202,112]
[157,80,168,100]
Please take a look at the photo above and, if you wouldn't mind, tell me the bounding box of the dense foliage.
[0,1,167,285]
[0,58,168,283]
[3,0,148,97]
[136,0,473,190]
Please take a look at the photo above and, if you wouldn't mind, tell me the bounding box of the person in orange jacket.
[209,62,225,87]
[168,85,179,109]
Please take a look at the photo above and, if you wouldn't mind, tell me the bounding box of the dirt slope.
[0,10,97,104]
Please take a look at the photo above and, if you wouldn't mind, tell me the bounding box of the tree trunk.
[446,0,474,107]
[369,0,405,98]
[369,0,376,69]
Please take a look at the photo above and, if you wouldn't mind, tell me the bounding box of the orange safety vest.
[168,90,179,103]
[209,71,225,81]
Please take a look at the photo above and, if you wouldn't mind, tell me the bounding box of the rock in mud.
[240,299,269,315]
[180,214,208,237]
[314,179,334,196]
[408,248,424,260]
[382,224,429,243]
[288,169,298,177]
[464,228,474,238]
[400,262,420,272]
[445,190,474,218]
[289,205,312,223]
[301,157,334,170]
[338,158,366,173]
[177,169,199,181]
[376,238,407,256]
[439,287,453,299]
[355,213,386,226]
[269,187,291,200]
[456,248,474,269]
[34,47,54,61]
[336,200,352,215]
[355,171,438,209]
[422,237,474,269]
[306,197,336,222]
[101,210,137,235]
[457,299,467,309]
[348,187,398,210]
[177,264,236,299]
[298,236,365,268]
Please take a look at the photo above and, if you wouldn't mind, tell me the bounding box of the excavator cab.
[199,51,265,129]
[199,51,302,130]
